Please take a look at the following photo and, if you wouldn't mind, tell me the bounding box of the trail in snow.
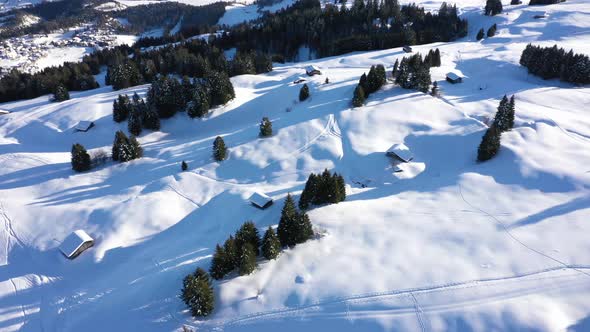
[457,184,590,279]
[211,265,590,329]
[410,293,427,332]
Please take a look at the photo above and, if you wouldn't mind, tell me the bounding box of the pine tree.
[113,94,130,123]
[213,136,227,161]
[259,117,272,137]
[392,59,400,78]
[235,221,261,257]
[335,173,346,203]
[293,211,314,245]
[431,81,439,97]
[181,161,188,171]
[507,95,515,130]
[261,227,280,260]
[277,194,298,247]
[207,71,235,106]
[238,243,257,276]
[187,86,210,118]
[112,130,129,162]
[477,125,501,162]
[477,28,485,41]
[366,65,386,94]
[433,49,442,67]
[299,173,318,210]
[487,24,497,37]
[485,0,502,16]
[352,84,366,107]
[493,95,510,132]
[223,235,239,273]
[53,84,70,102]
[415,66,431,93]
[209,244,227,280]
[359,73,369,93]
[142,104,161,130]
[299,84,310,101]
[129,136,143,160]
[71,143,91,172]
[128,108,143,136]
[180,268,214,317]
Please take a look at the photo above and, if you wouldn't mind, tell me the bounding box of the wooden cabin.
[305,65,322,76]
[386,143,414,163]
[446,72,463,84]
[59,230,94,259]
[249,192,274,209]
[75,121,95,132]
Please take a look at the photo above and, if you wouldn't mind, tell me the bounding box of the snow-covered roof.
[59,230,93,258]
[249,192,273,208]
[75,121,94,131]
[0,109,9,115]
[386,143,414,162]
[446,72,461,80]
[306,65,321,72]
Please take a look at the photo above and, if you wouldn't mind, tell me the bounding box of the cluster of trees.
[299,169,346,210]
[477,95,516,161]
[277,194,314,247]
[393,51,439,93]
[477,24,498,40]
[53,85,70,102]
[352,65,386,107]
[217,0,467,60]
[485,0,503,16]
[113,93,160,136]
[519,44,590,85]
[112,131,143,163]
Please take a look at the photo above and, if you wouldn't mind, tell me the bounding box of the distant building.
[386,143,414,163]
[75,121,95,132]
[294,77,307,84]
[305,65,322,76]
[59,230,94,259]
[0,109,10,115]
[533,13,547,19]
[446,72,463,84]
[249,192,273,209]
[403,45,413,53]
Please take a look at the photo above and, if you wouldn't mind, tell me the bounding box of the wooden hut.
[59,230,94,259]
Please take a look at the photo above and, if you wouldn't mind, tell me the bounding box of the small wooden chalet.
[305,65,322,76]
[403,45,413,53]
[446,72,463,84]
[249,192,273,209]
[386,143,414,163]
[75,121,95,132]
[59,230,94,259]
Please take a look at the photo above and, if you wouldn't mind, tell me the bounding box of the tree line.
[215,0,467,60]
[520,44,590,85]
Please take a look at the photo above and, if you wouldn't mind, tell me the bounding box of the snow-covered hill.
[1,1,590,331]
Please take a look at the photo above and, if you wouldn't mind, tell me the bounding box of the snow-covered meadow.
[0,1,590,331]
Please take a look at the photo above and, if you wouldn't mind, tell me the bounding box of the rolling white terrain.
[1,0,590,331]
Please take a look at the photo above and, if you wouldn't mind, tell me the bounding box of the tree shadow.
[509,195,590,229]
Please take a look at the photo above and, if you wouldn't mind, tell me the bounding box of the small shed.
[305,65,322,76]
[403,45,413,53]
[294,77,307,84]
[386,143,414,163]
[0,109,10,115]
[446,72,463,84]
[59,230,94,259]
[249,192,273,209]
[75,121,95,132]
[533,13,547,19]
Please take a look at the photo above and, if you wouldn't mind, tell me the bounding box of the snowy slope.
[1,0,590,331]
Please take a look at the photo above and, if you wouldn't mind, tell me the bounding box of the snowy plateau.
[1,0,590,331]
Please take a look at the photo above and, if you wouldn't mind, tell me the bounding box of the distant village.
[0,24,121,75]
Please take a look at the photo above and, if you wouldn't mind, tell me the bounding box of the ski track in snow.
[410,293,427,332]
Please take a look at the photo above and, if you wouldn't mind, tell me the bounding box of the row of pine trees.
[477,95,516,161]
[71,131,143,172]
[520,44,590,85]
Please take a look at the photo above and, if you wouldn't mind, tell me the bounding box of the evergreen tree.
[235,221,261,257]
[493,95,510,132]
[209,244,227,280]
[112,130,129,162]
[277,194,298,247]
[299,84,310,101]
[359,73,369,93]
[142,104,161,130]
[113,94,131,123]
[415,66,431,93]
[71,143,91,172]
[128,108,143,136]
[392,59,400,78]
[259,117,272,137]
[366,65,386,94]
[293,211,314,245]
[53,84,70,102]
[181,160,188,171]
[238,243,257,276]
[433,48,442,67]
[485,0,503,16]
[223,235,239,272]
[335,173,346,202]
[213,136,227,161]
[507,95,516,130]
[477,125,501,162]
[487,24,497,37]
[477,28,485,41]
[261,227,280,260]
[129,136,143,160]
[180,268,214,317]
[431,81,439,97]
[147,76,184,118]
[352,84,366,107]
[187,86,210,118]
[299,173,318,210]
[206,71,235,106]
